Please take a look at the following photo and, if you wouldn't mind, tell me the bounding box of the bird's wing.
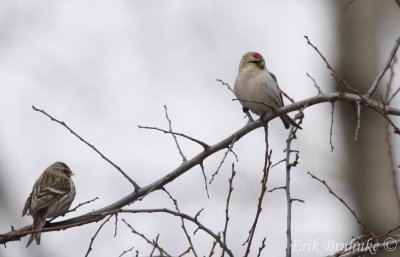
[22,192,33,216]
[30,175,72,212]
[268,72,285,109]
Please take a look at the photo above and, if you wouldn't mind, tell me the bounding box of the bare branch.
[32,105,141,190]
[354,101,362,142]
[120,209,233,257]
[243,150,271,257]
[164,105,187,162]
[200,163,210,198]
[114,213,118,237]
[3,92,400,245]
[165,192,199,257]
[84,214,113,257]
[216,79,235,95]
[256,237,267,257]
[267,186,286,193]
[221,163,236,257]
[384,69,400,217]
[178,247,192,257]
[304,36,355,92]
[138,125,209,149]
[386,57,398,104]
[329,101,335,151]
[208,235,219,257]
[366,36,400,98]
[343,0,357,10]
[118,246,135,257]
[122,219,172,257]
[285,130,294,257]
[209,136,237,184]
[281,90,295,104]
[56,197,99,218]
[306,72,323,95]
[307,172,375,237]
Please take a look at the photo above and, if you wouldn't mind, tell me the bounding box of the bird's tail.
[26,213,46,247]
[280,114,302,130]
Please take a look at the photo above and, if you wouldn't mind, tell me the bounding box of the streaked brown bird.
[22,162,76,247]
[234,51,301,129]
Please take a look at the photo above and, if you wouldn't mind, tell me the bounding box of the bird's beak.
[68,171,75,177]
[258,59,265,68]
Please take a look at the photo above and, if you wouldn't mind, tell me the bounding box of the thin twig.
[307,171,375,237]
[304,36,355,92]
[343,0,357,10]
[281,90,295,103]
[165,192,199,257]
[208,235,219,257]
[267,186,286,193]
[389,85,400,104]
[271,158,286,168]
[243,150,271,257]
[138,125,209,149]
[366,36,400,98]
[32,106,140,190]
[221,163,236,257]
[387,57,398,104]
[149,234,160,257]
[329,102,335,151]
[163,105,187,162]
[178,247,192,257]
[118,246,135,257]
[216,79,235,95]
[384,68,400,217]
[256,237,267,257]
[114,213,118,237]
[84,214,113,257]
[306,72,323,95]
[200,162,210,198]
[122,219,172,257]
[61,197,99,216]
[209,136,237,184]
[354,101,361,142]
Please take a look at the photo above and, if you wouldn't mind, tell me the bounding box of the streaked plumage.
[22,162,76,247]
[234,52,300,129]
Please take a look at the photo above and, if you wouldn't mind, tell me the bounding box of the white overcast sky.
[0,1,399,257]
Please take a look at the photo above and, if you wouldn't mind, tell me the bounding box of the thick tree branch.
[2,92,400,245]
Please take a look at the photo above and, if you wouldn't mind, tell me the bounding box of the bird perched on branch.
[22,162,76,247]
[234,51,301,129]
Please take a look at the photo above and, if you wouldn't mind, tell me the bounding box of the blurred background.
[0,0,400,256]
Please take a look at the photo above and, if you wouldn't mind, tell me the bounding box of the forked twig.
[163,105,187,162]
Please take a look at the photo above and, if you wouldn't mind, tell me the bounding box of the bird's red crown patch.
[252,52,262,59]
